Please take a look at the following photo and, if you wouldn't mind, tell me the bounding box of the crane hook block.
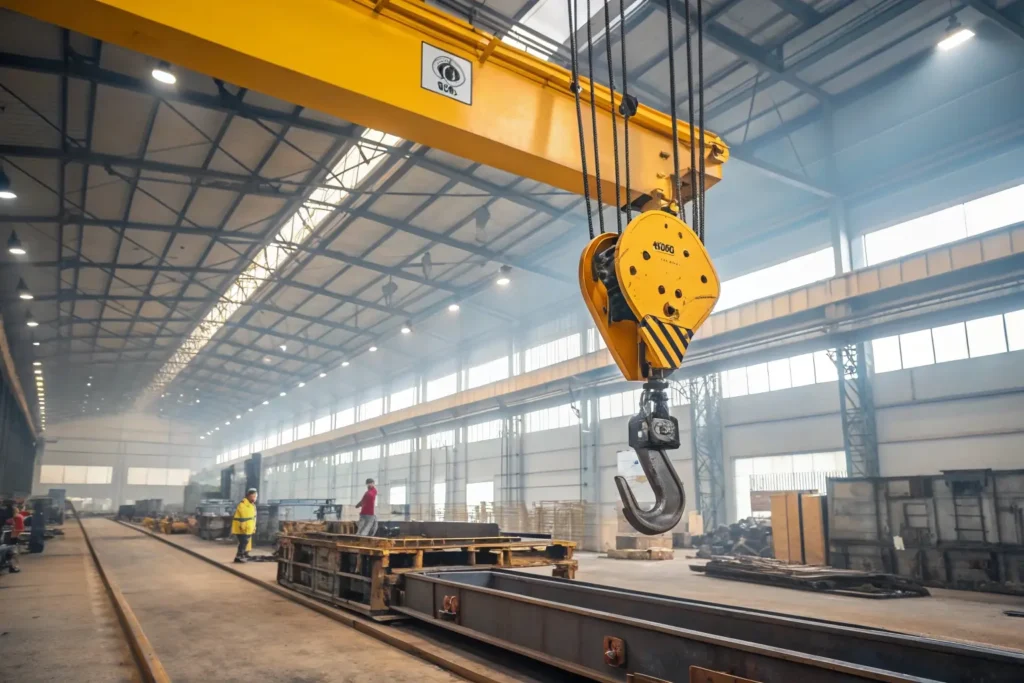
[578,211,719,381]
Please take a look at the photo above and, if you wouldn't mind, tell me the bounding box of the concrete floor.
[143,526,1024,652]
[0,524,138,683]
[7,520,1022,683]
[81,519,464,683]
[560,552,1024,652]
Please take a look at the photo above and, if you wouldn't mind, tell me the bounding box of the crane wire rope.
[696,0,708,243]
[618,0,635,225]
[665,0,685,224]
[566,0,596,239]
[584,0,606,234]
[602,0,623,234]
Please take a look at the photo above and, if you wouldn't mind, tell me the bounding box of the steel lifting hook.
[615,447,686,535]
[614,379,687,535]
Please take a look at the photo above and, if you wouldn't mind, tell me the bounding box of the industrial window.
[265,431,280,449]
[389,485,407,506]
[425,429,456,449]
[295,421,311,441]
[358,397,384,421]
[433,482,446,521]
[466,481,494,521]
[466,419,502,443]
[280,426,294,446]
[717,248,835,311]
[733,452,847,519]
[467,356,509,389]
[39,465,112,485]
[966,315,1007,357]
[899,329,935,369]
[524,403,579,433]
[599,388,642,420]
[500,0,606,60]
[359,445,381,461]
[333,451,353,465]
[932,322,969,363]
[466,481,494,507]
[426,373,458,401]
[335,407,355,429]
[524,333,581,373]
[389,386,417,412]
[865,182,1024,266]
[388,439,413,456]
[313,414,332,436]
[1006,309,1024,351]
[126,468,190,487]
[720,349,838,399]
[871,311,1019,373]
[250,441,261,454]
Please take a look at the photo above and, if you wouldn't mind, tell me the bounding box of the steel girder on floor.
[689,374,726,530]
[831,343,881,478]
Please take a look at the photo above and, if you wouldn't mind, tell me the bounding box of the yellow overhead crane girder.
[2,0,727,209]
[4,0,731,535]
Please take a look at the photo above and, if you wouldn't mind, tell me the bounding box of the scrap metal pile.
[692,517,773,559]
[692,556,930,598]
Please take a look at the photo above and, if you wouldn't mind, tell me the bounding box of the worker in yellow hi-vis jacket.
[232,488,258,563]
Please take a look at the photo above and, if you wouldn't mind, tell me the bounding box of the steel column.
[831,343,880,478]
[689,374,725,529]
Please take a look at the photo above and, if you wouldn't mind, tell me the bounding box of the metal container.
[828,469,1024,593]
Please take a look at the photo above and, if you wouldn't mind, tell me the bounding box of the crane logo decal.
[432,56,466,93]
[422,43,473,106]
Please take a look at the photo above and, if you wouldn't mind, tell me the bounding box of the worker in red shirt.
[11,506,26,538]
[355,478,378,537]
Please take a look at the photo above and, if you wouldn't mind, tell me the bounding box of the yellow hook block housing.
[579,211,720,381]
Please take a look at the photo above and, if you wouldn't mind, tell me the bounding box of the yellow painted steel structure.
[579,212,719,381]
[2,0,728,208]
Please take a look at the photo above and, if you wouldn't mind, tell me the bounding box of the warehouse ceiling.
[0,0,1021,433]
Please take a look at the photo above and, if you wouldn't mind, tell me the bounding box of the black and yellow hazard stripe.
[638,316,694,370]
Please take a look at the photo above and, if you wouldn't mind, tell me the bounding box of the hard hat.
[246,488,258,495]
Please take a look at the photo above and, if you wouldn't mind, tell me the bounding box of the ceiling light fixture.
[32,342,39,347]
[32,361,40,367]
[279,344,287,352]
[368,345,378,353]
[248,407,253,412]
[938,15,973,51]
[86,382,91,387]
[496,264,512,286]
[235,414,241,419]
[400,323,412,335]
[298,382,305,388]
[17,279,32,300]
[8,231,26,255]
[342,361,350,367]
[319,372,327,378]
[225,421,230,425]
[151,61,177,84]
[448,303,460,312]
[0,166,16,201]
[279,391,287,397]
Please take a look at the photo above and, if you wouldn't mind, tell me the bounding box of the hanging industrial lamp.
[25,310,38,327]
[0,166,15,200]
[16,278,33,300]
[7,231,26,255]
